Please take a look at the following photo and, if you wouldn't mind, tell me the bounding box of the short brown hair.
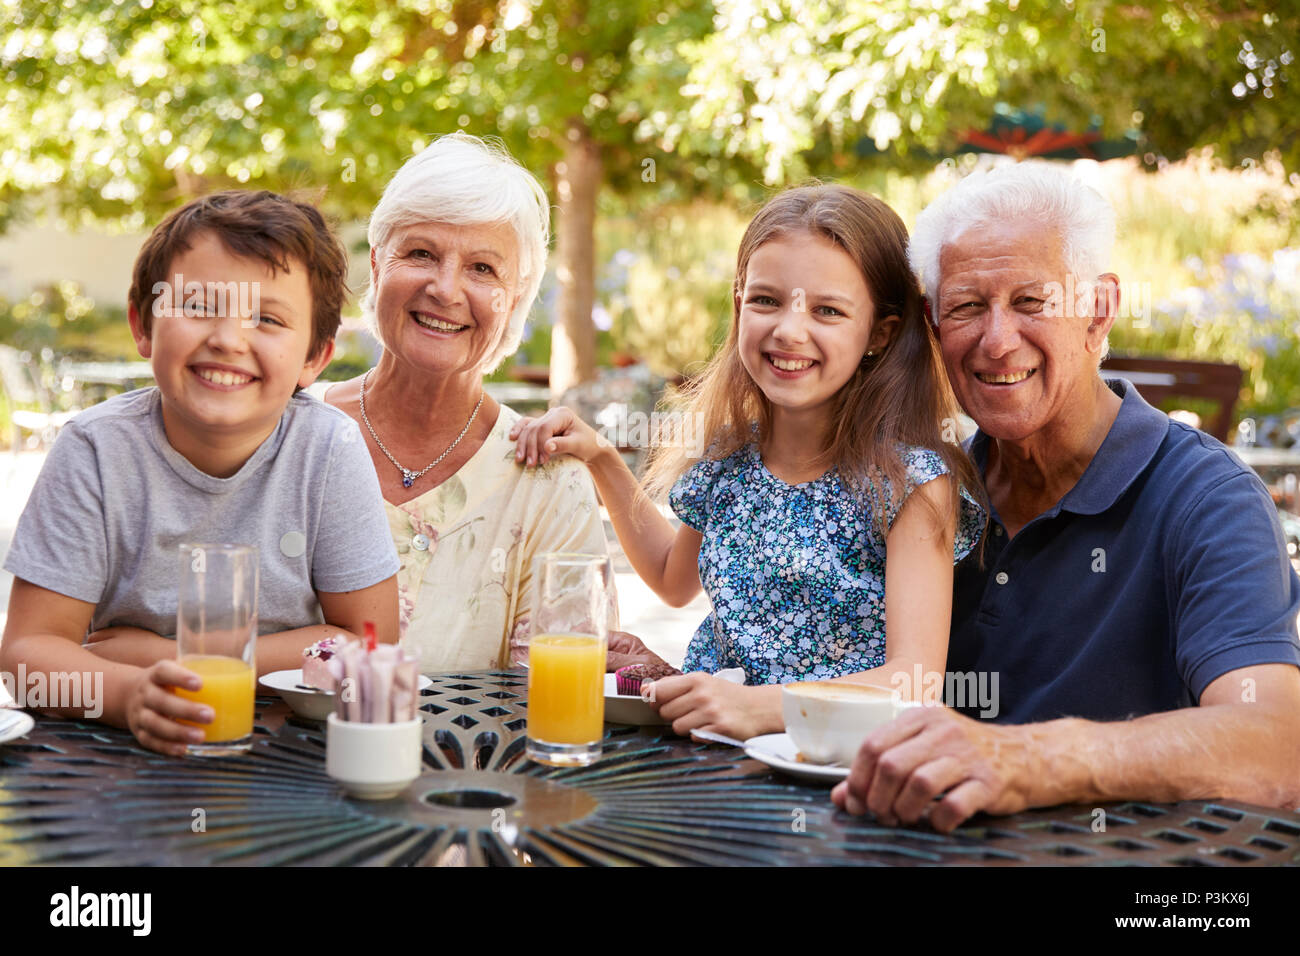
[128,190,348,361]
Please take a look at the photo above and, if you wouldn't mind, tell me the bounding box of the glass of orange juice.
[526,553,610,767]
[174,543,258,756]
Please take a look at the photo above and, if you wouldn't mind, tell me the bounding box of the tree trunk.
[549,118,601,397]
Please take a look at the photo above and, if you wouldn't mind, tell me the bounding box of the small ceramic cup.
[326,713,423,800]
[782,682,922,766]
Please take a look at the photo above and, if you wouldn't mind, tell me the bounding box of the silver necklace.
[358,368,484,488]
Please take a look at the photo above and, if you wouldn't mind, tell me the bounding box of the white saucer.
[603,673,667,726]
[0,709,35,745]
[744,732,850,783]
[260,669,432,721]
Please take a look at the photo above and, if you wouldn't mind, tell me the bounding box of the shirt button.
[995,571,1009,585]
[994,526,1004,536]
[412,533,430,551]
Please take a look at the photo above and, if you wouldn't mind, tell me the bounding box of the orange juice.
[175,655,256,742]
[527,633,605,744]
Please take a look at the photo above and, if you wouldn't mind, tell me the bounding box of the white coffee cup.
[782,682,921,766]
[326,713,423,800]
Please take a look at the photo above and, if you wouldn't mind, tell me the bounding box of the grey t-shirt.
[5,387,399,638]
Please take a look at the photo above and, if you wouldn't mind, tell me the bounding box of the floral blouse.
[308,386,614,674]
[670,444,984,685]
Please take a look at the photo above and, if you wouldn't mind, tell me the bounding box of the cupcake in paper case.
[301,634,346,691]
[615,662,681,696]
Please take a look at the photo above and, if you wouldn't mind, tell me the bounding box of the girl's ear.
[868,313,900,353]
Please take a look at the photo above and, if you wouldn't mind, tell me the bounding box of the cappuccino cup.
[782,682,920,766]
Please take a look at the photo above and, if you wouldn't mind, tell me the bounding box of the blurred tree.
[0,0,719,392]
[664,0,1298,181]
[2,0,1294,384]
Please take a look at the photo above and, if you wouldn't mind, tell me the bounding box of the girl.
[511,185,985,741]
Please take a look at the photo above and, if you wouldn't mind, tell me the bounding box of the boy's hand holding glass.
[125,659,213,757]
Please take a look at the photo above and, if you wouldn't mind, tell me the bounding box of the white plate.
[259,669,432,721]
[603,673,667,726]
[0,709,35,745]
[743,732,850,783]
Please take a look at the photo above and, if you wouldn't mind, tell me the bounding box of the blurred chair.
[1101,356,1242,443]
[0,345,80,453]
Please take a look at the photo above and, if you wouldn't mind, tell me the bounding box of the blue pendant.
[402,474,414,488]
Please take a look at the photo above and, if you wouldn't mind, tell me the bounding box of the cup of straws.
[325,626,423,800]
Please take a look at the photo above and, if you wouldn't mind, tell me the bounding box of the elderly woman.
[310,133,614,673]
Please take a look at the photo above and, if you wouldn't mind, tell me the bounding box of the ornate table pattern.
[2,671,1298,866]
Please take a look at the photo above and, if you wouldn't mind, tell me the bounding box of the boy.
[1,191,400,755]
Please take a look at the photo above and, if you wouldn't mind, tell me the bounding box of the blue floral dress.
[670,444,985,685]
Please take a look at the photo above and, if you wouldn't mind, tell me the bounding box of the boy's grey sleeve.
[2,424,109,604]
[309,423,400,593]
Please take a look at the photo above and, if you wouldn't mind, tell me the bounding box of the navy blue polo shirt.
[947,378,1300,723]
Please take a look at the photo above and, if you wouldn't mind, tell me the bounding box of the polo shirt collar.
[967,376,1170,517]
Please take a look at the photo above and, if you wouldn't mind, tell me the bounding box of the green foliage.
[1110,248,1300,420]
[4,0,1296,232]
[666,0,1299,183]
[320,352,371,383]
[598,202,745,376]
[0,281,134,359]
[1103,154,1300,420]
[3,1,1297,423]
[318,325,379,383]
[0,0,717,229]
[0,281,133,440]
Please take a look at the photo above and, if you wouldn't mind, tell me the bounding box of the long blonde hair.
[644,184,984,541]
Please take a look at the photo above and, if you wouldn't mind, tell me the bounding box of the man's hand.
[649,672,783,742]
[830,705,1032,833]
[606,630,671,672]
[125,659,212,757]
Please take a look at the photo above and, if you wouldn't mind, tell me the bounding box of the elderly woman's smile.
[412,311,469,333]
[371,220,521,374]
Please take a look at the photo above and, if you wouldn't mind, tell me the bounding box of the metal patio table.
[2,669,1298,866]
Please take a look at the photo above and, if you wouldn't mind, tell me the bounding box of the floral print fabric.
[379,404,613,673]
[671,444,984,685]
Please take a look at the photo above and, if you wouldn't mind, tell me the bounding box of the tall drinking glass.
[525,553,610,767]
[174,543,259,756]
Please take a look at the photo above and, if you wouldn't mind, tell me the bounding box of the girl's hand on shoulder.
[648,673,783,742]
[509,406,606,466]
[126,660,211,757]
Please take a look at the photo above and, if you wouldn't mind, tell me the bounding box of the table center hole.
[422,788,518,810]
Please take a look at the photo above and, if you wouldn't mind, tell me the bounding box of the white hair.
[363,132,551,372]
[908,162,1116,298]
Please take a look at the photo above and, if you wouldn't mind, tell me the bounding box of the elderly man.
[832,163,1300,830]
